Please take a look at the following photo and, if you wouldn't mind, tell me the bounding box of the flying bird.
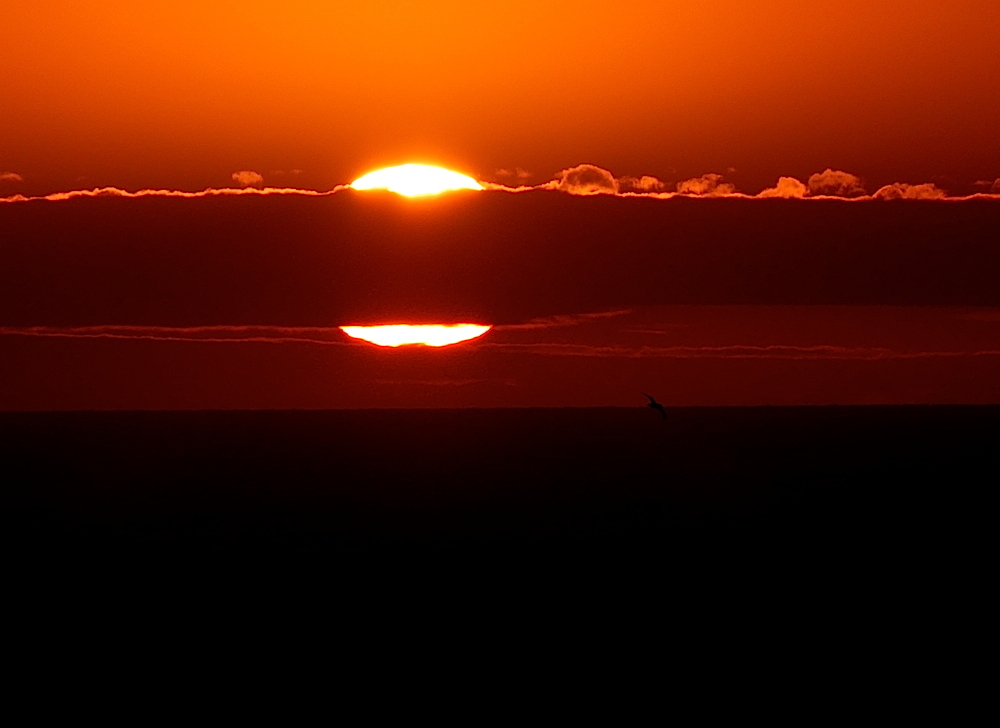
[643,393,666,420]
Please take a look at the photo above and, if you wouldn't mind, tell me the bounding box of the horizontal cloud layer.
[5,318,998,361]
[0,324,352,345]
[1,185,341,204]
[5,305,998,409]
[4,164,999,203]
[483,341,1000,360]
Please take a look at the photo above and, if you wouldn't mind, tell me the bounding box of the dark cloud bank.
[1,190,999,328]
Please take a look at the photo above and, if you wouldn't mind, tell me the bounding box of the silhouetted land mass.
[1,406,994,580]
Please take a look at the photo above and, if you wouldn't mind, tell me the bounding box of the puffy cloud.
[618,175,667,193]
[758,176,809,199]
[231,170,264,187]
[807,169,866,197]
[552,164,619,195]
[872,182,948,200]
[495,167,532,182]
[499,166,667,195]
[971,179,1000,195]
[675,173,736,196]
[0,172,24,183]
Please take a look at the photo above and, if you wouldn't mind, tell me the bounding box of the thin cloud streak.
[492,310,632,332]
[483,341,1000,361]
[0,185,342,204]
[7,325,995,361]
[373,378,494,387]
[0,325,356,345]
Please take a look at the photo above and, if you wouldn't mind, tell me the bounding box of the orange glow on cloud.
[351,164,483,196]
[340,324,491,347]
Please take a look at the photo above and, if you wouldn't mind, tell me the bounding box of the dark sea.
[2,406,994,582]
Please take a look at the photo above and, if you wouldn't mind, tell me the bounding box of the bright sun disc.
[340,324,491,347]
[350,164,484,196]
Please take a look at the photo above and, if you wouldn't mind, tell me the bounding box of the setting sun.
[350,164,483,196]
[340,324,491,347]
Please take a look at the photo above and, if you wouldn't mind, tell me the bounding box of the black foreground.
[1,406,995,581]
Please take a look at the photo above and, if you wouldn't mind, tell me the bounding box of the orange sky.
[3,2,999,195]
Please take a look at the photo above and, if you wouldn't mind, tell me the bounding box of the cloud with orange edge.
[0,186,341,204]
[972,178,1000,194]
[675,173,736,196]
[232,170,264,187]
[618,175,668,193]
[808,169,866,197]
[872,182,948,200]
[758,176,809,198]
[3,164,995,205]
[489,164,986,201]
[0,172,23,183]
[551,163,620,195]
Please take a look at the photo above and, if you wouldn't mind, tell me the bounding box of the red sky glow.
[2,3,998,409]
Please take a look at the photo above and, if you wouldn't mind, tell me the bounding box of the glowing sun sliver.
[340,324,491,347]
[350,164,483,196]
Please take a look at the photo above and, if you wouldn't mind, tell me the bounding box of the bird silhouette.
[643,393,666,419]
